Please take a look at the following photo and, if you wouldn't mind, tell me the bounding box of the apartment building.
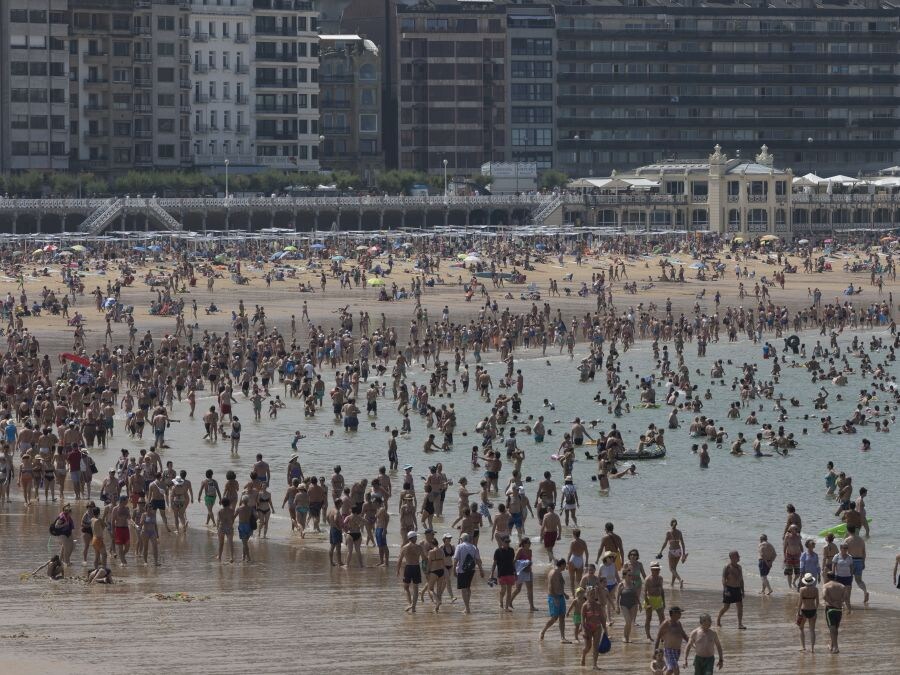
[506,5,556,172]
[0,0,70,172]
[131,0,192,169]
[555,1,900,177]
[319,34,382,181]
[394,2,507,178]
[252,0,320,171]
[189,0,252,168]
[68,0,138,173]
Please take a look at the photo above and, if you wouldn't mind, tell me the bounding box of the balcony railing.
[134,129,153,138]
[194,123,209,134]
[236,94,248,104]
[194,94,209,104]
[83,78,109,85]
[256,131,298,140]
[83,51,108,59]
[235,33,249,44]
[256,104,295,114]
[320,73,353,83]
[134,104,152,113]
[235,64,249,74]
[134,52,152,62]
[194,32,209,42]
[132,25,151,36]
[323,125,350,135]
[180,79,192,89]
[236,124,249,134]
[194,63,208,74]
[134,78,152,87]
[256,79,298,88]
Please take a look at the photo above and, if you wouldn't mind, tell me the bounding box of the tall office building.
[189,0,252,168]
[394,1,507,178]
[252,0,320,171]
[319,34,383,182]
[555,1,900,177]
[0,0,70,172]
[131,0,192,169]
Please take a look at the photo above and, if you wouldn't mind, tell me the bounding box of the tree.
[331,170,363,191]
[374,169,428,195]
[81,175,109,196]
[539,169,569,190]
[471,173,494,191]
[7,170,45,196]
[49,173,80,196]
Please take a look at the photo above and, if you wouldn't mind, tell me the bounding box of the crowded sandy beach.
[0,229,898,674]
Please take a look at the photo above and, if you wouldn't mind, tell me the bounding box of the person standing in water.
[797,573,820,653]
[657,519,687,589]
[716,550,746,630]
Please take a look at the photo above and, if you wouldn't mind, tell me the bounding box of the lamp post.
[573,134,580,177]
[224,158,230,199]
[442,158,448,199]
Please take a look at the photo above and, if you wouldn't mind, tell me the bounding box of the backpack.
[461,551,476,574]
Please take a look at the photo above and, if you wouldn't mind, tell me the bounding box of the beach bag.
[597,633,612,654]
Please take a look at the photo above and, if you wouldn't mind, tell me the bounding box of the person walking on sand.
[645,560,667,640]
[797,573,820,652]
[822,572,845,654]
[757,534,776,595]
[658,519,687,589]
[453,532,484,614]
[684,613,724,675]
[716,550,746,629]
[397,531,425,613]
[654,606,689,675]
[540,558,571,643]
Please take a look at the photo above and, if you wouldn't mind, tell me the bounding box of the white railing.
[147,200,184,231]
[531,194,563,223]
[80,199,124,235]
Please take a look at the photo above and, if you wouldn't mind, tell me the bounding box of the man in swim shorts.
[654,606,688,675]
[716,550,746,629]
[822,572,845,653]
[539,559,571,643]
[684,613,724,675]
[540,503,562,563]
[645,561,666,640]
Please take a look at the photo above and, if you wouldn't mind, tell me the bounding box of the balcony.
[180,105,191,114]
[179,28,191,38]
[194,32,209,42]
[323,125,351,135]
[256,130,298,140]
[134,52,152,62]
[136,156,153,167]
[194,93,209,104]
[194,63,208,74]
[180,79,192,89]
[180,129,191,140]
[134,0,151,7]
[179,54,192,64]
[255,79,298,89]
[83,51,108,61]
[256,104,295,114]
[235,64,249,74]
[83,104,106,113]
[235,33,249,44]
[134,103,152,113]
[236,124,249,135]
[236,94,248,104]
[194,123,209,134]
[133,25,151,36]
[83,78,109,86]
[256,52,297,63]
[323,99,351,109]
[134,129,153,139]
[134,78,152,88]
[320,73,353,83]
[253,0,314,10]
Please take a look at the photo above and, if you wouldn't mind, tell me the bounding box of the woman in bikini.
[256,484,273,538]
[797,573,820,652]
[657,519,687,588]
[581,586,608,670]
[140,502,160,565]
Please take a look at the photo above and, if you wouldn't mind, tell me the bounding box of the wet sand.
[2,503,898,674]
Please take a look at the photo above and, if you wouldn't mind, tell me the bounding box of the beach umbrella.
[57,250,74,257]
[148,245,162,252]
[823,238,834,244]
[797,239,809,245]
[401,243,413,248]
[760,235,779,243]
[535,243,547,250]
[43,244,58,252]
[214,253,228,262]
[284,245,298,252]
[689,262,707,270]
[70,244,88,252]
[32,248,44,255]
[11,251,24,257]
[355,245,369,251]
[133,246,148,252]
[463,255,481,263]
[367,278,385,286]
[456,253,468,260]
[732,237,744,244]
[368,246,380,253]
[310,243,326,250]
[331,255,345,262]
[61,352,90,367]
[881,236,895,243]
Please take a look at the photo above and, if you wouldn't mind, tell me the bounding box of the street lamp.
[224,158,230,200]
[442,158,448,199]
[573,135,580,176]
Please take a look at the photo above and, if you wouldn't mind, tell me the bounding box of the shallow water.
[1,329,899,672]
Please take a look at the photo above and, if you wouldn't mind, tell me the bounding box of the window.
[51,115,65,129]
[113,69,130,83]
[50,142,66,156]
[511,38,552,56]
[11,62,28,76]
[511,107,552,124]
[30,116,48,129]
[114,121,131,136]
[29,10,47,23]
[11,142,29,156]
[511,84,552,101]
[157,93,175,107]
[511,128,552,146]
[157,67,174,82]
[158,119,175,133]
[157,144,175,159]
[359,63,376,81]
[222,22,229,37]
[511,61,552,79]
[360,89,376,106]
[157,16,174,31]
[29,62,47,76]
[359,114,377,133]
[10,35,27,49]
[10,9,27,22]
[11,115,28,129]
[224,111,231,129]
[114,148,131,163]
[158,42,175,57]
[29,141,49,155]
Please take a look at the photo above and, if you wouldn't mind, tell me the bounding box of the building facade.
[319,34,382,181]
[555,1,900,178]
[506,5,556,172]
[252,0,320,171]
[0,0,70,172]
[395,1,507,178]
[189,0,252,169]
